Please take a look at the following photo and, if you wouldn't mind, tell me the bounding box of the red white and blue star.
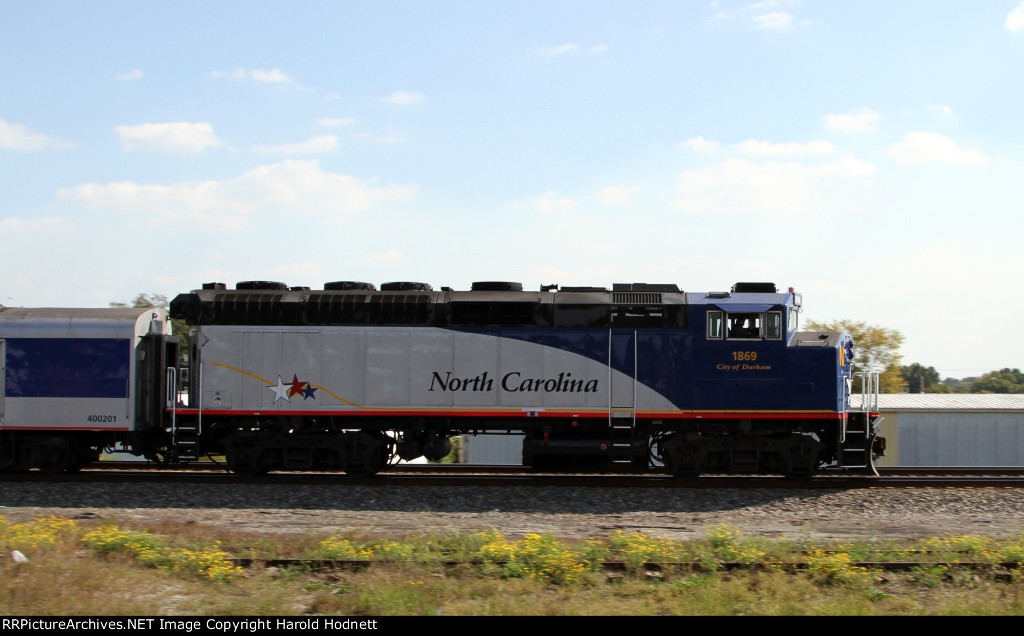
[267,374,318,403]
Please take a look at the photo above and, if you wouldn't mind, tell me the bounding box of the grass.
[4,514,1024,616]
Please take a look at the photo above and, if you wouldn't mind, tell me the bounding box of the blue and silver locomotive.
[0,280,884,477]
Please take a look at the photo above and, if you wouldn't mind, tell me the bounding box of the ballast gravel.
[2,482,1024,542]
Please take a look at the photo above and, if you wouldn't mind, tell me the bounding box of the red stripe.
[0,426,128,432]
[169,408,851,420]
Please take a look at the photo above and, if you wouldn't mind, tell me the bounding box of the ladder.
[609,412,636,464]
[839,371,882,475]
[166,366,199,462]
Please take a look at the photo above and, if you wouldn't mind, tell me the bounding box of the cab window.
[765,311,782,339]
[727,313,760,339]
[707,310,723,339]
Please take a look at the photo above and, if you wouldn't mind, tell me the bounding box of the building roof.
[853,393,1024,412]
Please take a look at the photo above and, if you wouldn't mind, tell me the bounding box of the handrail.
[165,366,177,432]
[855,371,880,412]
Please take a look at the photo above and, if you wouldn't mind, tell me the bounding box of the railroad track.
[5,461,1024,488]
[223,556,1024,577]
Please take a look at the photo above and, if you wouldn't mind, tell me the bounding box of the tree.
[971,368,1024,394]
[805,319,906,393]
[941,377,975,393]
[110,293,168,310]
[899,363,946,393]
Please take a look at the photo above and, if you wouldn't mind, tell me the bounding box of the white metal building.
[871,394,1024,467]
[459,433,524,465]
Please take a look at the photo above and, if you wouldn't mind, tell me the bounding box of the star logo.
[288,374,306,398]
[267,373,318,402]
[267,376,291,403]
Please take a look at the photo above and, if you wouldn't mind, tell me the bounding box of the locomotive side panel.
[191,325,673,413]
[490,330,612,410]
[785,332,852,413]
[195,328,326,410]
[448,331,496,407]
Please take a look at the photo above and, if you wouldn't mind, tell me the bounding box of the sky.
[2,1,1023,381]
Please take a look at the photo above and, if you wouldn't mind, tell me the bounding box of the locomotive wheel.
[659,437,702,479]
[225,447,270,476]
[344,447,385,477]
[343,431,392,477]
[66,446,101,472]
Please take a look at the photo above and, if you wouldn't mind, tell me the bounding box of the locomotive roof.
[176,280,790,299]
[169,280,797,328]
[0,306,170,337]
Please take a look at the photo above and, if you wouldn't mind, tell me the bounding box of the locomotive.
[0,280,884,477]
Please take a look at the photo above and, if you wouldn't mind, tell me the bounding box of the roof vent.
[324,281,377,291]
[731,282,777,293]
[380,282,433,291]
[235,281,288,290]
[471,281,524,292]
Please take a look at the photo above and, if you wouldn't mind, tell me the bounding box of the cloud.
[685,136,835,157]
[509,191,578,214]
[317,117,357,128]
[0,118,74,150]
[209,67,294,84]
[116,121,223,153]
[57,160,417,229]
[822,108,880,133]
[595,185,641,204]
[927,105,955,117]
[252,135,339,155]
[708,1,810,30]
[117,69,143,81]
[887,132,990,165]
[674,156,875,214]
[383,91,423,105]
[1007,2,1024,32]
[0,216,73,233]
[751,11,798,30]
[680,136,720,153]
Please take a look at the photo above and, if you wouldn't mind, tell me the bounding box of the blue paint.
[4,338,131,398]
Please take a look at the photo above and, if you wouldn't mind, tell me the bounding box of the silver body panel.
[193,326,678,414]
